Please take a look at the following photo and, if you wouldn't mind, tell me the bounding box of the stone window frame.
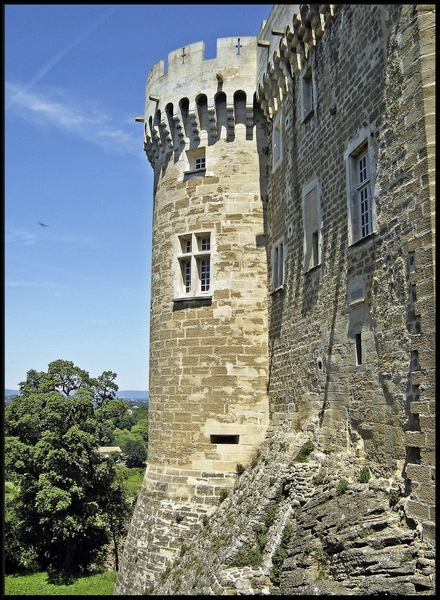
[175,231,212,300]
[272,109,283,172]
[271,236,285,292]
[184,147,206,178]
[345,130,377,245]
[300,63,315,122]
[302,178,322,273]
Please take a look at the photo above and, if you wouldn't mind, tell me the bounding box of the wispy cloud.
[6,6,118,108]
[5,6,139,155]
[5,279,65,289]
[5,228,38,246]
[6,225,99,247]
[6,81,140,156]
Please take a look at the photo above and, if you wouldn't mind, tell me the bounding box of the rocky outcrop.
[146,424,435,595]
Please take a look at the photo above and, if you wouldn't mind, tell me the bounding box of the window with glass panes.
[356,151,372,238]
[177,233,211,297]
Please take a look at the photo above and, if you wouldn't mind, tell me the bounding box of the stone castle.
[114,4,435,595]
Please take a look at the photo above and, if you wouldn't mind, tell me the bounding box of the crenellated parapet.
[257,4,337,120]
[142,37,258,167]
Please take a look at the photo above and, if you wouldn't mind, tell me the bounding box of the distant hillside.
[117,391,149,402]
[5,389,148,403]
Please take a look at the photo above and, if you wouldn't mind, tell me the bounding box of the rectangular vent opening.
[210,434,239,444]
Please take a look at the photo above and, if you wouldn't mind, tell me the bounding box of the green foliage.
[175,513,184,523]
[264,504,278,529]
[180,543,191,556]
[95,398,136,445]
[360,527,374,538]
[295,441,314,462]
[235,463,245,476]
[219,489,229,504]
[232,546,262,568]
[5,361,133,576]
[4,570,117,595]
[312,473,324,485]
[388,490,401,507]
[123,438,147,468]
[336,479,349,495]
[250,449,261,468]
[358,466,370,483]
[401,552,413,564]
[270,523,295,585]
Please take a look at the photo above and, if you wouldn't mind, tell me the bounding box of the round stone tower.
[114,36,269,595]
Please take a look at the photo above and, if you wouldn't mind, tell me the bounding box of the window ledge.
[172,295,212,303]
[303,263,321,275]
[270,285,284,295]
[349,298,365,307]
[349,230,378,248]
[183,168,206,180]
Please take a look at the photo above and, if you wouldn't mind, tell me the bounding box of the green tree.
[92,370,119,406]
[123,438,147,468]
[5,363,132,575]
[19,360,92,397]
[95,398,135,445]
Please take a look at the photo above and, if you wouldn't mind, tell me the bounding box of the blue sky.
[4,4,273,391]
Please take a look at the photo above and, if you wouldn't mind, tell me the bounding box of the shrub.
[236,463,245,476]
[358,466,370,483]
[219,489,229,504]
[250,449,261,469]
[312,473,324,485]
[336,479,349,495]
[388,490,400,507]
[295,441,314,462]
[232,546,262,568]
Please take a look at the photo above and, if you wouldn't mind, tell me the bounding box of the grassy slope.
[4,571,117,595]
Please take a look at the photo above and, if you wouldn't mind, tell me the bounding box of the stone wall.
[114,4,435,595]
[256,3,435,542]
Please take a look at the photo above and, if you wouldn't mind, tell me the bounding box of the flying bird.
[38,221,48,227]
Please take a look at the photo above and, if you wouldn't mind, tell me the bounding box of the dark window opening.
[355,333,362,365]
[210,434,239,444]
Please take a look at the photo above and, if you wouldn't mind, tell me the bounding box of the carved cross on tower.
[181,47,186,63]
[236,38,241,55]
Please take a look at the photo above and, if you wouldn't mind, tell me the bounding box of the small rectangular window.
[272,112,282,170]
[302,181,321,272]
[355,333,362,365]
[273,240,284,290]
[195,156,206,170]
[185,148,206,177]
[311,230,319,267]
[301,67,314,121]
[210,434,239,444]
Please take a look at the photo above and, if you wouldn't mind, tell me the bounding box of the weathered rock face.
[148,425,435,595]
